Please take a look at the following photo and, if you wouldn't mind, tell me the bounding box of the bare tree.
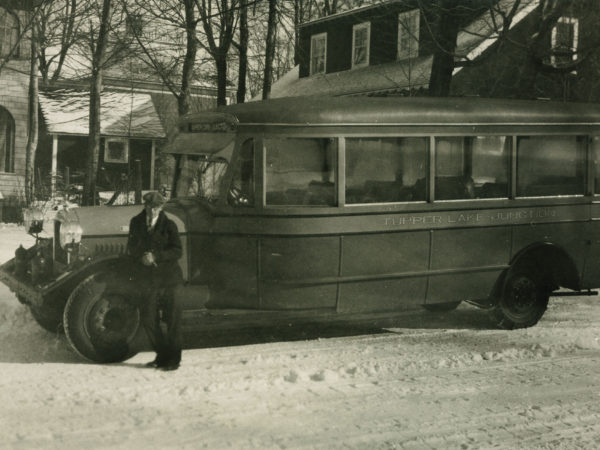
[195,0,240,106]
[261,0,276,99]
[36,0,86,85]
[25,16,39,205]
[82,0,121,205]
[234,0,248,102]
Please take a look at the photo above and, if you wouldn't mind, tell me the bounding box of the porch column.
[150,139,156,190]
[51,134,58,196]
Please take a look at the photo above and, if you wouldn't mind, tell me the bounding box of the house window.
[397,9,419,60]
[0,107,15,173]
[310,33,327,75]
[104,138,129,163]
[0,8,20,58]
[352,22,370,68]
[551,17,578,68]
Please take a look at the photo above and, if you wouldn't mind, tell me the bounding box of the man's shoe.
[158,363,179,371]
[145,358,161,368]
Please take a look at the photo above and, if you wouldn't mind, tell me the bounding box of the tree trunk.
[262,0,277,100]
[25,24,39,205]
[84,68,102,206]
[178,0,197,116]
[236,0,248,104]
[428,5,461,97]
[216,53,228,106]
[83,0,111,206]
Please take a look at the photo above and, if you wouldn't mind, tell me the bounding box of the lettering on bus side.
[384,208,557,228]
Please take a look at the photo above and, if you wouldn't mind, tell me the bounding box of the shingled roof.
[39,89,166,139]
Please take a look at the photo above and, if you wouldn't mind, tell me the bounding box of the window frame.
[0,107,15,173]
[0,7,20,59]
[397,9,420,61]
[263,136,338,208]
[551,16,579,69]
[351,22,371,69]
[515,134,587,199]
[310,32,327,76]
[344,135,430,205]
[104,138,129,164]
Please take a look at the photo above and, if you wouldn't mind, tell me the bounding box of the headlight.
[23,207,44,235]
[59,220,83,249]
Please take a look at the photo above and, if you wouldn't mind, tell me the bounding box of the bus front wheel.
[492,271,549,329]
[64,271,143,363]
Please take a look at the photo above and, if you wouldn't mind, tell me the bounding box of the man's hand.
[142,251,157,267]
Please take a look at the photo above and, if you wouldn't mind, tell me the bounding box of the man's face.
[145,204,162,220]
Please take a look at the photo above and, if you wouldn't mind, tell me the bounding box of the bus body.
[2,96,600,362]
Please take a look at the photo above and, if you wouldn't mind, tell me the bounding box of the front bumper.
[0,258,45,307]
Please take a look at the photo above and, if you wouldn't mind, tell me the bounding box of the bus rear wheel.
[492,271,549,329]
[64,271,143,363]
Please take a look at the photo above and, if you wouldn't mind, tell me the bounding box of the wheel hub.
[87,294,140,345]
[509,276,537,313]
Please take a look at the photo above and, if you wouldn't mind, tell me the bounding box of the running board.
[552,290,598,297]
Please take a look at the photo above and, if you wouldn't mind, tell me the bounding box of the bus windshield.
[175,155,228,202]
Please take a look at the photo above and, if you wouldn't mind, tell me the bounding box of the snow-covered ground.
[1,224,600,449]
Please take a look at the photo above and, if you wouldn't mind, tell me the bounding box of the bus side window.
[345,137,428,204]
[517,136,586,197]
[228,139,254,207]
[265,138,337,206]
[435,136,509,200]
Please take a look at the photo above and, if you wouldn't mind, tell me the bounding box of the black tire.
[422,301,461,312]
[491,271,549,329]
[64,271,144,363]
[30,305,64,333]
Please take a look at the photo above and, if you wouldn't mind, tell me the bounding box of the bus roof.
[184,96,600,127]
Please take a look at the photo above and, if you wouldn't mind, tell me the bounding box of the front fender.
[0,254,127,310]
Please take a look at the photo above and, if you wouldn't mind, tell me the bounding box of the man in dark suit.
[126,191,183,371]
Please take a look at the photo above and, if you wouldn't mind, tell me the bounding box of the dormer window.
[310,32,327,75]
[397,9,419,60]
[551,17,578,68]
[352,22,370,68]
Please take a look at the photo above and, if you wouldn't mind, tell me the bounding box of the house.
[0,1,233,218]
[270,0,600,102]
[0,2,32,215]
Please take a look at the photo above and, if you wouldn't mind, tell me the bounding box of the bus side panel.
[582,212,600,288]
[338,231,429,312]
[427,227,511,303]
[208,235,259,309]
[260,236,339,310]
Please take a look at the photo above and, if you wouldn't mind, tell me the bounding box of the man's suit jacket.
[126,209,183,287]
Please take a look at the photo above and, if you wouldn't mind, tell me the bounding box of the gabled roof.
[39,89,166,139]
[270,0,538,99]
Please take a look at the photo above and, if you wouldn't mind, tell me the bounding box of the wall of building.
[298,2,422,78]
[0,58,29,201]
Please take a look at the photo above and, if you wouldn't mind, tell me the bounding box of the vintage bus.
[2,96,600,362]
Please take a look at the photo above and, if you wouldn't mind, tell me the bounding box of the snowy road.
[1,224,600,449]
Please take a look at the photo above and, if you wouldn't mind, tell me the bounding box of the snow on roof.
[270,0,538,99]
[39,89,166,139]
[268,56,432,99]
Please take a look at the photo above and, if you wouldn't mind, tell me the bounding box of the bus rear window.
[345,137,428,204]
[265,138,337,206]
[517,136,586,197]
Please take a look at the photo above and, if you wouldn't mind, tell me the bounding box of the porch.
[37,89,166,202]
